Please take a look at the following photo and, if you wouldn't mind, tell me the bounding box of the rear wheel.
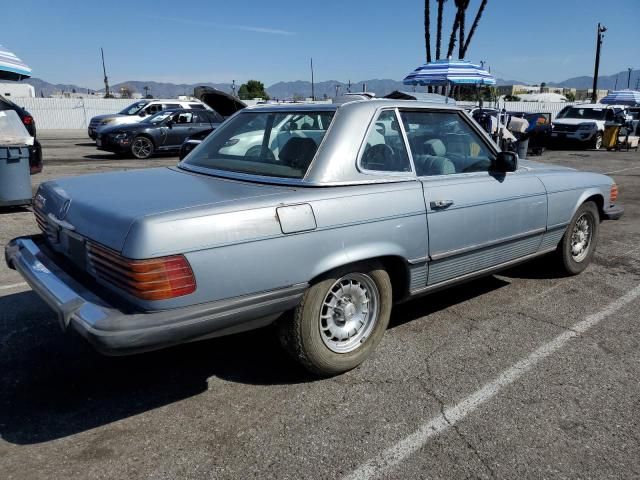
[131,136,154,159]
[278,262,392,376]
[556,201,599,275]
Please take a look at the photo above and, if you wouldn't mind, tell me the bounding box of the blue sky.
[3,0,639,88]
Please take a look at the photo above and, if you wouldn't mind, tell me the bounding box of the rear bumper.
[602,204,624,220]
[5,235,306,355]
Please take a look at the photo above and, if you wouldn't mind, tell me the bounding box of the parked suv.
[88,99,211,139]
[0,94,42,174]
[551,103,627,149]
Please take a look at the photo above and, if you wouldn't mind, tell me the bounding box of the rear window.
[182,110,335,179]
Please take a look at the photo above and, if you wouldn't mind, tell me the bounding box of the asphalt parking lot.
[1,131,639,479]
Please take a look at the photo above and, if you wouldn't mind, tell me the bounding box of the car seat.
[414,139,455,176]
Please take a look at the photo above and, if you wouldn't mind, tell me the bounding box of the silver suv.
[88,99,210,139]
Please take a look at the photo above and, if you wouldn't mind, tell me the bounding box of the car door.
[398,109,547,286]
[165,111,196,147]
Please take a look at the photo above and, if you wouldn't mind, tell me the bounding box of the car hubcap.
[571,214,592,262]
[595,135,602,149]
[133,138,152,157]
[319,273,380,353]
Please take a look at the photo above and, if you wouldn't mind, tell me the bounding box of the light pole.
[591,23,606,103]
[627,68,633,89]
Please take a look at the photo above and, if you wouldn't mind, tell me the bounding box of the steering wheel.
[363,144,395,169]
[244,145,276,162]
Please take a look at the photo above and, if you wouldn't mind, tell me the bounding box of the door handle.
[430,200,454,210]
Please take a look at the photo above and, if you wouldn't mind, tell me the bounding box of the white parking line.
[343,284,640,480]
[604,165,640,175]
[0,282,28,291]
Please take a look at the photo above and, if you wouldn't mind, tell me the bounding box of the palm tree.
[461,0,488,58]
[458,0,470,59]
[446,0,464,58]
[425,0,432,62]
[435,0,447,59]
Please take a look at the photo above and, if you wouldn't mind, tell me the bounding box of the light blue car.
[6,99,624,376]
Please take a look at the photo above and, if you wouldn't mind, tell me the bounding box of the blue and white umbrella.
[0,44,32,81]
[600,90,640,106]
[403,58,495,87]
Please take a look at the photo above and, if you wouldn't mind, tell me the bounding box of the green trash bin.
[0,145,32,206]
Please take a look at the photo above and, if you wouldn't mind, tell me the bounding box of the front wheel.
[591,132,603,150]
[131,136,155,159]
[278,262,392,376]
[556,201,599,275]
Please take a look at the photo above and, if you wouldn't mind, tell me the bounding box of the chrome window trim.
[356,107,417,178]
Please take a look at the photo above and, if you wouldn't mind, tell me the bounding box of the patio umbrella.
[600,90,640,106]
[403,58,495,102]
[0,44,32,81]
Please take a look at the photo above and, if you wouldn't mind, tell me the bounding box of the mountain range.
[18,69,640,99]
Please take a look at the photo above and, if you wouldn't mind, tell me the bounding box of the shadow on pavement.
[0,257,566,445]
[0,206,31,215]
[0,291,314,445]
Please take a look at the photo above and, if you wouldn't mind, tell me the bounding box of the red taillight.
[610,184,618,203]
[22,115,34,126]
[87,243,196,300]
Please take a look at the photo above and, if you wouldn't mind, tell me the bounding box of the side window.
[360,110,412,173]
[399,110,494,176]
[174,112,193,124]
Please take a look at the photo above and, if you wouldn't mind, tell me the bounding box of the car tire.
[556,201,599,275]
[278,261,392,376]
[591,132,603,150]
[131,136,155,159]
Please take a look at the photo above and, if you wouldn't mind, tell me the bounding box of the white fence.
[458,101,575,119]
[14,98,577,129]
[15,98,136,129]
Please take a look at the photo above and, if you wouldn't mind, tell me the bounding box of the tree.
[435,0,447,59]
[424,0,432,62]
[458,0,470,59]
[238,80,270,100]
[461,0,488,58]
[565,91,576,102]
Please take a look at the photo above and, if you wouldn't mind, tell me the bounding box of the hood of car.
[34,167,293,254]
[99,122,151,135]
[194,86,246,117]
[553,118,599,126]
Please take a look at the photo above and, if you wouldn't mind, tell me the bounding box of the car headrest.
[424,139,446,157]
[279,137,318,170]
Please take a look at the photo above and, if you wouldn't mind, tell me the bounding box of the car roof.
[243,98,463,114]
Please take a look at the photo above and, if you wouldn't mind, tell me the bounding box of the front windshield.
[118,101,148,115]
[556,107,607,120]
[143,111,173,124]
[182,110,335,179]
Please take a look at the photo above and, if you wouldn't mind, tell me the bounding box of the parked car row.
[89,87,246,160]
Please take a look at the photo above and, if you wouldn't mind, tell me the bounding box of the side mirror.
[492,151,518,173]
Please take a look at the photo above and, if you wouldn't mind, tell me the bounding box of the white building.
[0,82,35,98]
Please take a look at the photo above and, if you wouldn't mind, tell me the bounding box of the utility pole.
[627,68,633,89]
[101,47,111,98]
[143,86,149,98]
[310,58,315,101]
[591,23,606,103]
[614,74,619,90]
[334,84,341,98]
[231,80,236,97]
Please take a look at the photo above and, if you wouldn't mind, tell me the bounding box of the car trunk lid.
[34,167,291,254]
[193,86,246,118]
